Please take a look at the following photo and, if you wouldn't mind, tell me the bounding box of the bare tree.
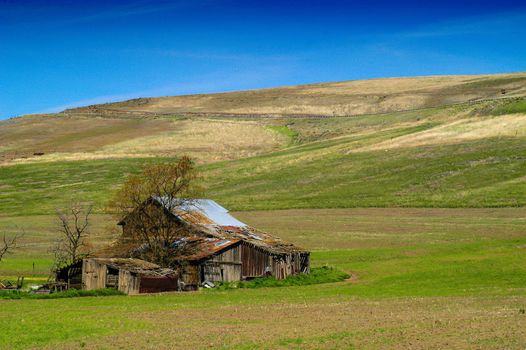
[0,233,23,262]
[52,202,93,270]
[108,156,201,266]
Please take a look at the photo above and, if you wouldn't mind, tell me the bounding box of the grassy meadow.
[1,74,526,349]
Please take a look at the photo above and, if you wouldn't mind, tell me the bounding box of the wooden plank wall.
[82,259,107,290]
[241,244,271,278]
[240,244,310,279]
[118,270,140,295]
[181,264,199,290]
[205,245,242,282]
[139,275,179,293]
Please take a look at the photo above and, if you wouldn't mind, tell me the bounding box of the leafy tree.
[108,156,202,266]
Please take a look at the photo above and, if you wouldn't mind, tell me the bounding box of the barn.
[56,198,309,293]
[118,197,310,280]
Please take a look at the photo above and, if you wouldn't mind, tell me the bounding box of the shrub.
[0,288,124,300]
[213,266,350,290]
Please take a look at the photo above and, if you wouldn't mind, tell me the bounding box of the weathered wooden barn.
[57,258,179,295]
[118,197,310,280]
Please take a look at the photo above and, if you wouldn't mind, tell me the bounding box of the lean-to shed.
[55,260,83,289]
[218,226,310,279]
[171,236,242,290]
[81,258,178,295]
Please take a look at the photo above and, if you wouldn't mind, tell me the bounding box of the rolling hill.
[65,73,526,117]
[1,72,526,165]
[1,73,526,214]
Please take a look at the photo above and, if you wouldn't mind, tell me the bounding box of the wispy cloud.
[64,0,210,23]
[399,11,526,39]
[0,0,212,28]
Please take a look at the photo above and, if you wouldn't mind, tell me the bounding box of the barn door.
[82,259,106,290]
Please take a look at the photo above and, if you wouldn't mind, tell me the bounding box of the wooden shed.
[81,258,179,295]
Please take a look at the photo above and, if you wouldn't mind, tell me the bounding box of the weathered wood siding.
[82,259,108,290]
[180,264,199,290]
[118,270,140,295]
[203,244,242,282]
[240,243,310,279]
[80,258,180,294]
[241,243,271,278]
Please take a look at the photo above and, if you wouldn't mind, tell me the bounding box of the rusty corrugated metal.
[172,236,241,261]
[139,275,179,293]
[153,197,247,227]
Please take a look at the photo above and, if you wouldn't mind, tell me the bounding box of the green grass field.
[1,208,525,349]
[0,134,524,215]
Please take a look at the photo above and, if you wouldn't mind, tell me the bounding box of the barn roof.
[171,236,241,261]
[215,226,308,255]
[152,197,247,228]
[86,258,175,276]
[117,196,307,258]
[153,197,307,255]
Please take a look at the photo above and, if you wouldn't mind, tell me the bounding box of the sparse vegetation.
[66,72,526,117]
[267,125,299,145]
[0,233,23,262]
[0,117,287,165]
[490,98,526,115]
[1,107,526,216]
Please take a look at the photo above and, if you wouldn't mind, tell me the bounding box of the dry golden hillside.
[66,73,526,117]
[2,72,526,166]
[0,116,287,165]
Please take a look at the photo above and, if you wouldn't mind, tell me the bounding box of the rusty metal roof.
[215,226,308,255]
[152,197,247,228]
[171,236,241,261]
[114,197,307,259]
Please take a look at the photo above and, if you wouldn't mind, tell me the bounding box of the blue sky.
[1,0,526,119]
